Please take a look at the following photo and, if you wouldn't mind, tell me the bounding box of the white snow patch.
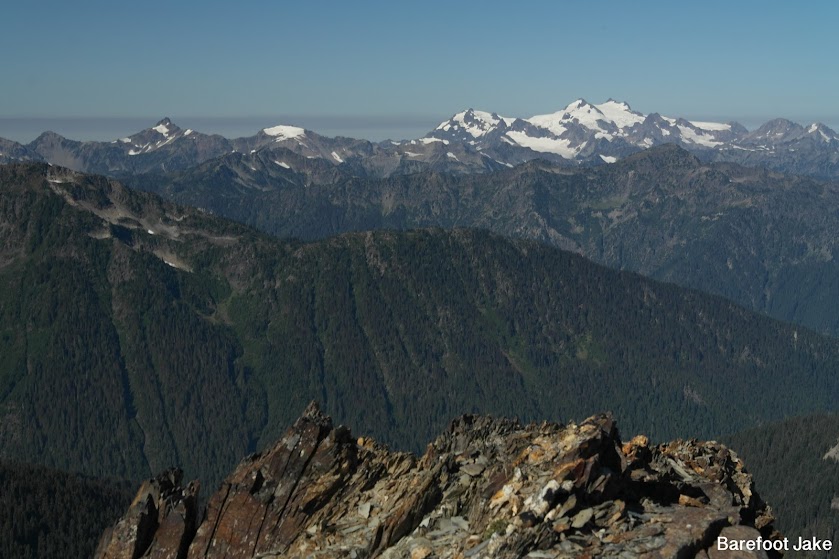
[690,120,731,131]
[594,100,646,128]
[824,441,839,462]
[446,152,459,161]
[184,129,193,136]
[526,113,571,137]
[119,137,132,143]
[419,137,448,145]
[809,124,833,141]
[403,151,421,157]
[481,153,514,167]
[505,131,576,158]
[147,229,155,235]
[600,155,617,163]
[331,151,344,163]
[274,160,291,169]
[677,125,722,147]
[153,124,170,136]
[263,125,306,141]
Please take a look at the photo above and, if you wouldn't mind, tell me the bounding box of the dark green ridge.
[2,162,839,493]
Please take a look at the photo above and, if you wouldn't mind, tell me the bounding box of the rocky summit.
[96,403,779,559]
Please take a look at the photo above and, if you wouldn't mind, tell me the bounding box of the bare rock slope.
[96,404,778,558]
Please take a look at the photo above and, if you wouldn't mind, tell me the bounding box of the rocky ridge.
[96,404,779,558]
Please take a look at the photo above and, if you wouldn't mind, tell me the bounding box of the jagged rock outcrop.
[97,403,779,558]
[95,468,199,559]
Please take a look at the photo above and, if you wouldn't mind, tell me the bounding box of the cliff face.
[96,404,778,558]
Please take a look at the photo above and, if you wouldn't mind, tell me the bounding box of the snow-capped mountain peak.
[421,98,768,164]
[262,124,307,141]
[121,118,187,156]
[527,98,645,139]
[593,99,646,129]
[432,109,515,142]
[151,117,176,137]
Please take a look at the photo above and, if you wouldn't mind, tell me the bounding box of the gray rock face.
[0,137,41,164]
[97,404,780,558]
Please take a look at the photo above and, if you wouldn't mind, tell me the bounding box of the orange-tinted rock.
[95,468,198,559]
[98,404,781,558]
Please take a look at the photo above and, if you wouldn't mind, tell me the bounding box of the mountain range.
[2,99,839,179]
[4,99,839,557]
[124,145,839,339]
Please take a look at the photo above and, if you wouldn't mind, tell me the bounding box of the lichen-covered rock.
[97,403,780,558]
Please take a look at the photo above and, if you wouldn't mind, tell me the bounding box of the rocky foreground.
[95,404,779,558]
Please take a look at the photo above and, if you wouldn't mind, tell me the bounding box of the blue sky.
[1,1,837,140]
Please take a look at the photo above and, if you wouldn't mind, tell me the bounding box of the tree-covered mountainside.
[724,414,839,558]
[129,145,839,337]
[0,460,133,559]
[4,162,839,492]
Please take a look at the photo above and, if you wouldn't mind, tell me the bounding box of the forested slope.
[725,414,839,557]
[0,460,133,559]
[3,163,839,492]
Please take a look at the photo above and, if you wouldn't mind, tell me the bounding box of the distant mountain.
[429,99,748,159]
[128,144,839,338]
[3,98,838,178]
[25,118,233,176]
[4,163,839,489]
[427,99,839,178]
[0,137,40,164]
